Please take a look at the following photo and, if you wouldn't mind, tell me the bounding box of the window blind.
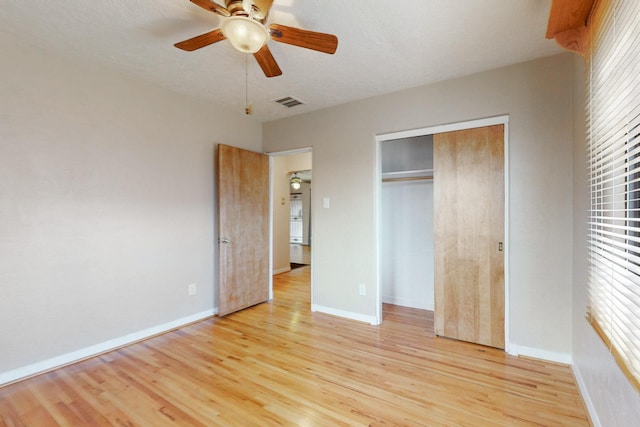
[587,0,640,391]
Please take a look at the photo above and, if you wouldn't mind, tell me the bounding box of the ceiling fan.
[175,0,339,78]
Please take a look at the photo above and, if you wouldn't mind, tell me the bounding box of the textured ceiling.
[1,0,562,122]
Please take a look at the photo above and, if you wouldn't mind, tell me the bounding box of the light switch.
[323,197,330,209]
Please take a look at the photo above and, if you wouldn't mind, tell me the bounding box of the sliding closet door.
[433,125,504,349]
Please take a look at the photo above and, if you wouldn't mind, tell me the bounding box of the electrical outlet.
[188,283,197,296]
[358,283,366,296]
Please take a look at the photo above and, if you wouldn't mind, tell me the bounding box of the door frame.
[267,147,314,303]
[375,115,512,354]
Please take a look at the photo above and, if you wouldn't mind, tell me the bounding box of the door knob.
[219,237,232,244]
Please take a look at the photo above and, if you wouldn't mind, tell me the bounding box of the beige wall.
[264,54,575,359]
[271,156,291,274]
[0,35,262,380]
[570,55,640,426]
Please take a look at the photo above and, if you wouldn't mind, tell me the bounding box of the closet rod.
[382,175,433,183]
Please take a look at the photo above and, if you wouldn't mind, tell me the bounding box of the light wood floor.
[0,266,590,426]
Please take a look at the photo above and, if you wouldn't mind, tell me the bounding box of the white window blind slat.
[587,0,640,391]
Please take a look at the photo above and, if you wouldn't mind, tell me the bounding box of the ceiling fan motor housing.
[224,0,272,22]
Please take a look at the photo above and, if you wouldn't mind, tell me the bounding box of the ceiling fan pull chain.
[245,53,252,115]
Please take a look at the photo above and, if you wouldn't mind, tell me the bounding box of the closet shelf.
[381,168,433,183]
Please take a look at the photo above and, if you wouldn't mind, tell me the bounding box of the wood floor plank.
[0,266,590,426]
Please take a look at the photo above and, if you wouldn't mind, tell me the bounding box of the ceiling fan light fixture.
[221,16,269,53]
[290,173,302,190]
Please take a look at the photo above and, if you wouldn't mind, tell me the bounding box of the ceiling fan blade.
[253,45,282,77]
[190,0,231,17]
[174,29,226,51]
[269,24,338,54]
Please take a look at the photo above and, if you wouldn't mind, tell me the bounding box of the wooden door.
[433,125,505,349]
[217,144,270,316]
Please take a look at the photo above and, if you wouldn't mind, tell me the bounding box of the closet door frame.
[374,115,511,353]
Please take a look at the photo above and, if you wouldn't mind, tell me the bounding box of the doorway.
[376,116,510,350]
[380,135,435,311]
[269,149,313,298]
[289,169,312,269]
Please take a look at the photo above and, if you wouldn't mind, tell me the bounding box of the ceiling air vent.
[274,96,304,108]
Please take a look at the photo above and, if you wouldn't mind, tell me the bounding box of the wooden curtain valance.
[545,0,597,57]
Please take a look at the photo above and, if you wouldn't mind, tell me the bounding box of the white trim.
[382,296,432,311]
[0,309,215,387]
[509,344,573,365]
[375,116,508,142]
[309,167,315,302]
[572,365,602,427]
[503,119,511,355]
[273,266,292,275]
[373,132,382,325]
[265,147,312,157]
[375,115,511,348]
[311,304,378,325]
[267,148,314,307]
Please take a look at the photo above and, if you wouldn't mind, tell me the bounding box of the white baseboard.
[0,309,215,387]
[273,266,292,275]
[382,295,433,311]
[311,304,378,325]
[572,364,601,427]
[507,343,573,365]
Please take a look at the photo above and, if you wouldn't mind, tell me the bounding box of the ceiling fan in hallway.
[174,0,339,78]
